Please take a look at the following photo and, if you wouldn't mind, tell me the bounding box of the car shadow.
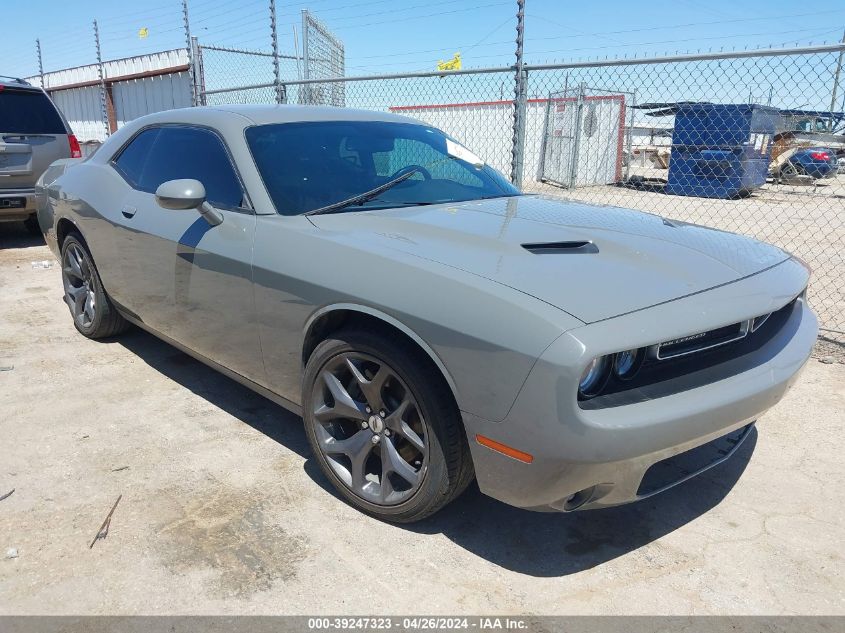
[115,327,756,577]
[115,328,310,459]
[0,222,45,248]
[306,428,756,577]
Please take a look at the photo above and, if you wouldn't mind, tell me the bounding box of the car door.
[108,124,265,385]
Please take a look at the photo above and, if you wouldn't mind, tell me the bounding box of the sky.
[3,0,844,79]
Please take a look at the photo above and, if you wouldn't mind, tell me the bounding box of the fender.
[304,302,460,403]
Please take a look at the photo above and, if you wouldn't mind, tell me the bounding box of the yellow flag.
[138,27,149,39]
[437,52,461,71]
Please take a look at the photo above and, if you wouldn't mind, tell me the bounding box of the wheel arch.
[56,217,84,251]
[302,304,460,408]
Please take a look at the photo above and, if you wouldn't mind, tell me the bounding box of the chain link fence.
[300,10,345,106]
[201,44,844,359]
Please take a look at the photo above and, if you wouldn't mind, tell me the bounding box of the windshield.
[245,120,519,216]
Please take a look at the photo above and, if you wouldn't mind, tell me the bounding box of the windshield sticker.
[446,139,484,167]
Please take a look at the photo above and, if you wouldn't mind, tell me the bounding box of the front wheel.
[302,329,473,523]
[60,234,129,339]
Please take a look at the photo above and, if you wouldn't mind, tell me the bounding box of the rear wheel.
[60,234,129,339]
[302,329,473,523]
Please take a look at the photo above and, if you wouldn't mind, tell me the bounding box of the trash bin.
[666,103,778,199]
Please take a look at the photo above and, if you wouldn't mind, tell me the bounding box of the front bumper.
[0,189,36,221]
[463,258,817,512]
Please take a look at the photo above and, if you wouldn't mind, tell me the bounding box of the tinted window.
[245,121,519,215]
[115,126,244,209]
[373,138,483,188]
[0,89,66,134]
[113,128,160,188]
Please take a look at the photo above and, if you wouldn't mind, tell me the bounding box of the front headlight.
[579,355,611,398]
[613,348,644,380]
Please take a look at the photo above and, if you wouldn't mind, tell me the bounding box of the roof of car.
[0,76,38,89]
[94,104,427,166]
[197,104,418,126]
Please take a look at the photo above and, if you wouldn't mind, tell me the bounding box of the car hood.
[308,195,790,323]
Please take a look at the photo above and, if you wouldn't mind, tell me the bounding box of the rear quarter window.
[0,89,66,134]
[112,128,160,189]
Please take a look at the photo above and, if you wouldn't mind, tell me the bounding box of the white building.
[390,95,626,188]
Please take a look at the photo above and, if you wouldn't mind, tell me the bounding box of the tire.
[302,328,474,523]
[23,215,41,236]
[60,233,130,339]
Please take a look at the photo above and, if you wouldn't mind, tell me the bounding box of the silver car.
[1,76,80,233]
[36,105,818,522]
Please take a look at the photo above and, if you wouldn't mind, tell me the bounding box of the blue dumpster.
[666,103,779,199]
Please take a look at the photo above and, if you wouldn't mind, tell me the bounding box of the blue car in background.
[788,147,838,179]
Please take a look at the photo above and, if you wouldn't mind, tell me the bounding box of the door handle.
[121,205,137,219]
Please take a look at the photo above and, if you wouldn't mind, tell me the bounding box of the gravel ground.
[0,224,843,615]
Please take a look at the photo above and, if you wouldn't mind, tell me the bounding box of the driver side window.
[113,126,245,210]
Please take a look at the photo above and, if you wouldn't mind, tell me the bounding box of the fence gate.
[540,84,628,188]
[300,10,345,106]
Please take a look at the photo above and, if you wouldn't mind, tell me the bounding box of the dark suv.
[1,76,80,234]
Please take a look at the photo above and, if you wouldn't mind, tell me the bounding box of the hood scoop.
[522,240,599,255]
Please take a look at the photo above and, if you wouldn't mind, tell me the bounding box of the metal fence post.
[191,36,206,106]
[537,94,553,181]
[182,0,196,106]
[270,0,286,104]
[624,89,636,182]
[302,10,311,104]
[568,82,585,189]
[36,39,45,90]
[510,0,527,187]
[828,28,845,129]
[93,20,110,139]
[292,25,303,80]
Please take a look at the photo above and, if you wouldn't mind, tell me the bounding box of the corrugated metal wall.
[112,72,191,127]
[49,86,104,142]
[27,49,191,142]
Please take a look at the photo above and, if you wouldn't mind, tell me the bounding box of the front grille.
[657,321,748,359]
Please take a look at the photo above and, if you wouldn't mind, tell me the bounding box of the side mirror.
[155,179,206,210]
[154,179,223,226]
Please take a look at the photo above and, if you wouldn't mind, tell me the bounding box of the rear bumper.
[0,189,35,221]
[463,259,817,512]
[801,162,837,179]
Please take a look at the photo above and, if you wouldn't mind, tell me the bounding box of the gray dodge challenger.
[36,105,818,522]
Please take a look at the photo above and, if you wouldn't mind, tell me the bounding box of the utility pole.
[93,20,110,138]
[270,0,285,104]
[36,39,45,90]
[182,0,196,106]
[828,28,845,130]
[510,0,527,187]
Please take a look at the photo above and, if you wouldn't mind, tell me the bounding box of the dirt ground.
[0,223,843,615]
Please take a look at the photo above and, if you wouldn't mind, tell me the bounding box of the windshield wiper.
[303,169,419,216]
